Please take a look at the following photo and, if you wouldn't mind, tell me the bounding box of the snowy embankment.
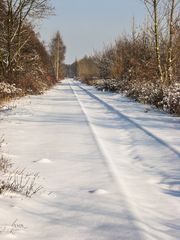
[0,79,180,240]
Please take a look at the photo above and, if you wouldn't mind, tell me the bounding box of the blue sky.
[39,0,147,64]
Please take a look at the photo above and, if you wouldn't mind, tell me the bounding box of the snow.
[36,158,53,164]
[0,78,180,239]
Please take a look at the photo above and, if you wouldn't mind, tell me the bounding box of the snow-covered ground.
[0,78,180,240]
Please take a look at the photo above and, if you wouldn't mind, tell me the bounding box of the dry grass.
[0,137,43,197]
[0,170,43,197]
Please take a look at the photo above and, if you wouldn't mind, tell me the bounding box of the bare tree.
[166,0,179,83]
[143,0,164,81]
[143,0,180,83]
[0,0,53,81]
[50,31,66,80]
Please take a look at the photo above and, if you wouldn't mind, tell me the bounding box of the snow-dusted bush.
[0,82,23,99]
[126,81,164,107]
[95,79,180,115]
[99,79,119,92]
[163,83,180,114]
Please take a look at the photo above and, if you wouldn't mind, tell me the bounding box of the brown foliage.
[0,0,58,98]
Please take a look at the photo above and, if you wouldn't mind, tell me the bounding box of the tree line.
[0,0,65,101]
[67,0,180,115]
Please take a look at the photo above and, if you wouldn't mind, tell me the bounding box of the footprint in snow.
[34,158,53,164]
[88,189,109,195]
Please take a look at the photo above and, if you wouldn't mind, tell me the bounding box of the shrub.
[0,82,23,100]
[163,83,180,114]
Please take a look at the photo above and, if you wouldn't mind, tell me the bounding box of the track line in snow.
[69,80,146,240]
[72,80,180,189]
[74,81,180,159]
[69,79,180,240]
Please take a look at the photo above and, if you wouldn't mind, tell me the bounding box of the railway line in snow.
[71,79,180,158]
[69,78,180,240]
[69,80,180,178]
[0,79,180,240]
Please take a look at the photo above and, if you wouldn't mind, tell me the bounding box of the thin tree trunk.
[7,1,13,80]
[167,0,175,84]
[56,38,60,80]
[153,0,163,82]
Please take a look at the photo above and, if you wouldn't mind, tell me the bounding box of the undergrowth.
[0,137,43,197]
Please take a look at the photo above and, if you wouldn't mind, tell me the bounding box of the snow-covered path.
[0,79,180,240]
